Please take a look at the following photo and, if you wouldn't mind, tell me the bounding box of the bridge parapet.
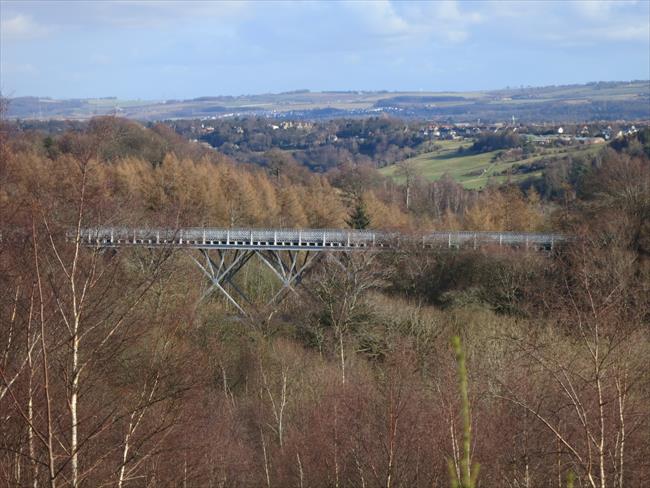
[73,227,567,251]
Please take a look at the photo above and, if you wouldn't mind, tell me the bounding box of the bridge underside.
[187,248,325,315]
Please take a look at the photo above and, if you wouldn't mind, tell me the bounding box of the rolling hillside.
[7,80,649,121]
[380,140,604,189]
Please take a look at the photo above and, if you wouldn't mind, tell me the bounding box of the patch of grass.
[380,142,605,189]
[380,142,503,189]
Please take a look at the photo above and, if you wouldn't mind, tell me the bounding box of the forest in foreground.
[1,116,648,487]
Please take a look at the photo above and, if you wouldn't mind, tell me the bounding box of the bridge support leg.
[255,250,323,306]
[187,249,255,315]
[188,248,324,315]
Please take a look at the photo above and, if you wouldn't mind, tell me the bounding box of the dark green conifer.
[347,198,371,230]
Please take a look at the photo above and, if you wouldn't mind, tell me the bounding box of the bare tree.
[498,234,648,488]
[313,252,386,384]
[395,160,421,211]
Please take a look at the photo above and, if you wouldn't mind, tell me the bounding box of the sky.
[1,0,649,99]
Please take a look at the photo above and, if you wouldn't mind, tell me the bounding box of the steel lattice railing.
[72,227,567,251]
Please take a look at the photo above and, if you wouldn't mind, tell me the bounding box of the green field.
[380,141,604,189]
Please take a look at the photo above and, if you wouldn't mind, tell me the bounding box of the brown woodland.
[1,117,648,487]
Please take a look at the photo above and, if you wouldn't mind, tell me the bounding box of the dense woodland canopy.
[1,115,649,487]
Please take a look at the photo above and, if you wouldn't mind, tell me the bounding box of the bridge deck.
[76,227,566,251]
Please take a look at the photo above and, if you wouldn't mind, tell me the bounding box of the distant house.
[600,126,613,140]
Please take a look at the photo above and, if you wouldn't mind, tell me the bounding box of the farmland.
[7,80,649,122]
[380,140,605,189]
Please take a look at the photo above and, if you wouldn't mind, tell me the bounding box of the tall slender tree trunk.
[333,403,340,488]
[34,218,57,488]
[26,289,38,488]
[69,165,87,488]
[385,395,398,488]
[405,184,411,211]
[71,330,79,487]
[615,374,626,488]
[556,437,562,488]
[338,330,346,385]
[118,416,135,488]
[596,369,606,488]
[296,452,304,488]
[593,326,605,488]
[260,428,271,488]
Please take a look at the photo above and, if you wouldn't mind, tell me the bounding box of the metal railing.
[71,227,567,251]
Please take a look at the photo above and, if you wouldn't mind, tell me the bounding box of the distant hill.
[5,80,649,122]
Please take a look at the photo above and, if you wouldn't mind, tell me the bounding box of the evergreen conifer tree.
[347,197,371,229]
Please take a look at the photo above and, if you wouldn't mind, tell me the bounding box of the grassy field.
[380,141,604,189]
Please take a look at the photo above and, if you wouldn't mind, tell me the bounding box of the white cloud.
[92,0,251,28]
[459,0,649,45]
[0,14,50,41]
[581,23,649,42]
[395,0,483,43]
[571,0,639,19]
[343,0,410,39]
[567,0,649,43]
[436,0,480,23]
[0,61,39,75]
[1,1,251,34]
[340,0,483,45]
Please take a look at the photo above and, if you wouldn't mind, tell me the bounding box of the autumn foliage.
[1,117,648,487]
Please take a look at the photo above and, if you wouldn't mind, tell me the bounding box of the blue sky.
[1,0,649,99]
